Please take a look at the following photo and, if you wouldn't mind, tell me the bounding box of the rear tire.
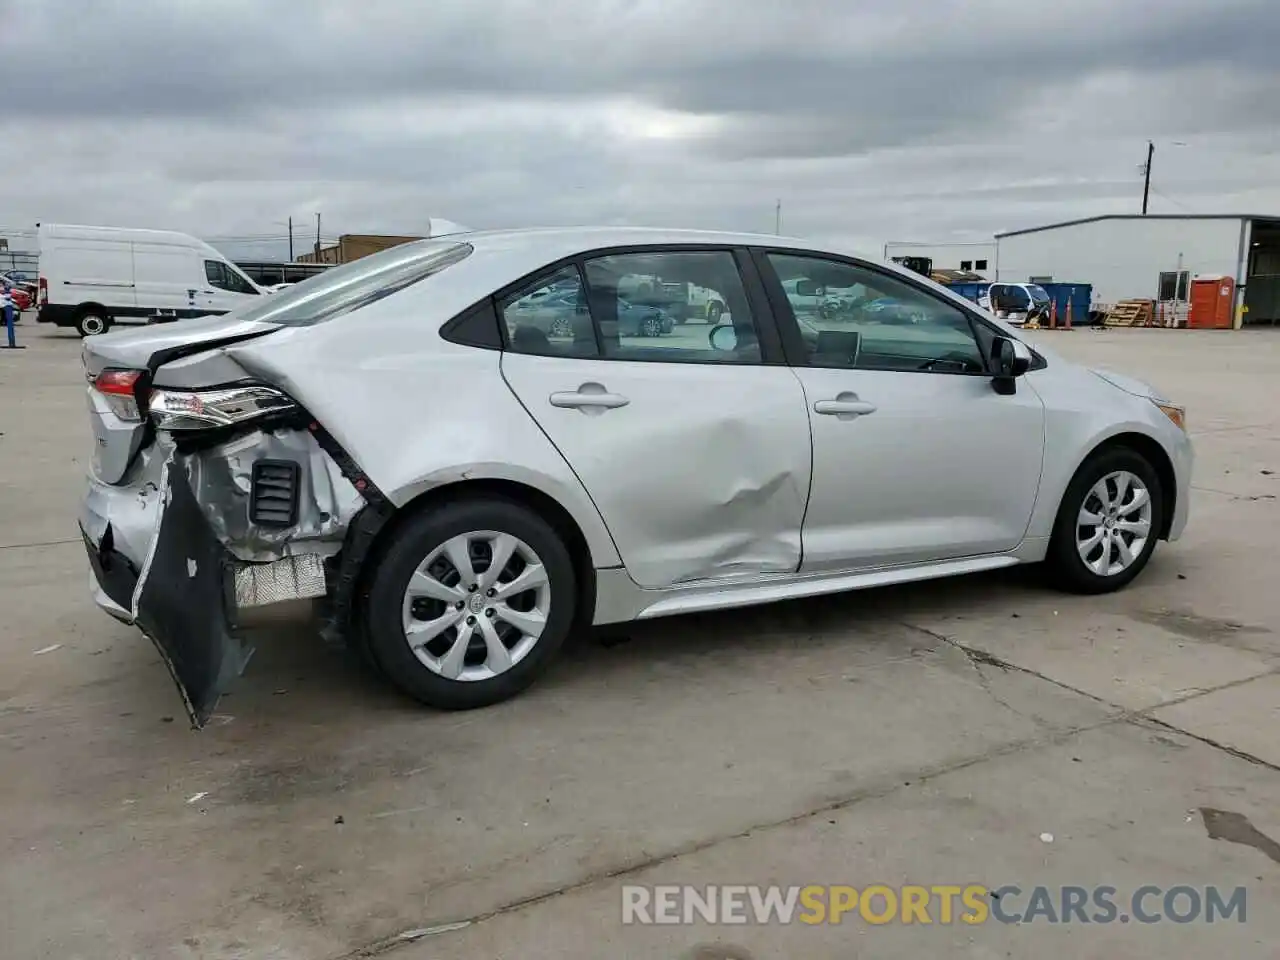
[75,310,110,337]
[363,498,577,710]
[1047,447,1163,594]
[706,301,724,324]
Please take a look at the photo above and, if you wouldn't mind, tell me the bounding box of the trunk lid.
[83,316,283,484]
[80,314,282,376]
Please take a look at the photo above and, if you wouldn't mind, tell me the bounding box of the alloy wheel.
[401,530,550,681]
[1075,470,1153,576]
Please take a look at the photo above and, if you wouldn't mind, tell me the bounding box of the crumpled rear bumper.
[81,427,366,727]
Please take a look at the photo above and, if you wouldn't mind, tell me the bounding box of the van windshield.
[234,240,473,327]
[1027,285,1050,303]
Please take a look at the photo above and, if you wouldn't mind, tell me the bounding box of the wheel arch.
[1072,431,1178,540]
[357,477,602,635]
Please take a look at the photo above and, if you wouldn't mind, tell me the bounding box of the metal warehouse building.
[994,214,1280,327]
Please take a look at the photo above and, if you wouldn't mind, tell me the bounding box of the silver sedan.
[78,228,1192,724]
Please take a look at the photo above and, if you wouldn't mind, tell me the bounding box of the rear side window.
[499,266,599,358]
[235,240,472,326]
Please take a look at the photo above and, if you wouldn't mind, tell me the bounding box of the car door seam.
[497,352,628,571]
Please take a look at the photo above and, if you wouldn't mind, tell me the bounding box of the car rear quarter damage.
[81,414,375,725]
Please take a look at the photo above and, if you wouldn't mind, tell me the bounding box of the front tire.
[706,301,724,324]
[363,498,577,710]
[1047,447,1163,594]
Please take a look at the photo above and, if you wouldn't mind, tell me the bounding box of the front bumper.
[1167,427,1194,542]
[81,427,365,726]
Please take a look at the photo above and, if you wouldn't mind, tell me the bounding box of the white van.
[36,223,263,336]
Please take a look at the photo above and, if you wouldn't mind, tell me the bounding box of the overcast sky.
[2,0,1277,260]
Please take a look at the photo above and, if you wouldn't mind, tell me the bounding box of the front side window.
[767,253,986,373]
[582,250,761,363]
[205,260,259,295]
[499,266,599,358]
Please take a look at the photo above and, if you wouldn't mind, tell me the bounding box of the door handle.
[549,383,631,412]
[814,392,877,419]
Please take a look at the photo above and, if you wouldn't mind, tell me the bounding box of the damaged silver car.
[81,228,1192,725]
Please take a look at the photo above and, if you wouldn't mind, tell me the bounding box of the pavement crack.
[1137,715,1280,774]
[899,621,1115,710]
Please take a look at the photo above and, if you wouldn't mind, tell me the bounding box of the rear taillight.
[93,369,149,422]
[148,384,296,431]
[38,277,48,308]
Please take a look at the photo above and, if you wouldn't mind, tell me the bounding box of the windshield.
[1027,285,1050,303]
[234,239,473,326]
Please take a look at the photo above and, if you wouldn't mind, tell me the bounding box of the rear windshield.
[235,240,472,326]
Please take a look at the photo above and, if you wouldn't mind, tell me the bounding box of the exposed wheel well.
[358,479,598,632]
[1083,432,1177,539]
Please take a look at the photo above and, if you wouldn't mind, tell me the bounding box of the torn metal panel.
[181,427,364,562]
[233,554,328,608]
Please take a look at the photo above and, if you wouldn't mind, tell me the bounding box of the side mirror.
[991,337,1032,394]
[709,323,738,352]
[795,280,826,297]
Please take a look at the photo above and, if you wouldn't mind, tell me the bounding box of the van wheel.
[363,498,577,710]
[76,311,111,337]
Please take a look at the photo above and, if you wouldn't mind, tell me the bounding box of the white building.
[994,214,1280,327]
[882,240,997,279]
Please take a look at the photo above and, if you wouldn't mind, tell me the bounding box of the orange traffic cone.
[1064,299,1073,329]
[1049,300,1058,329]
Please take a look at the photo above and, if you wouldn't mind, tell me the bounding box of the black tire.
[641,315,661,338]
[75,309,111,337]
[1047,446,1163,594]
[363,498,577,710]
[706,301,724,324]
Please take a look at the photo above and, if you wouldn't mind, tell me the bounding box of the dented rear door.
[502,351,811,588]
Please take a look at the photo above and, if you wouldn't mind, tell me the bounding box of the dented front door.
[502,354,811,588]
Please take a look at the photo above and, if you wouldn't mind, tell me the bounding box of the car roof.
[453,226,867,260]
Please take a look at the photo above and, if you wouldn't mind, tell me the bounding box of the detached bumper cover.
[132,461,250,725]
[81,427,367,727]
[84,461,249,727]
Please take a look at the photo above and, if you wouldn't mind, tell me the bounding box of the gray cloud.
[1,0,1278,255]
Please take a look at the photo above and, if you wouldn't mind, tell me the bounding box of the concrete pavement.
[1,325,1276,959]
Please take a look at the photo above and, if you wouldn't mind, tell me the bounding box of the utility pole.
[287,216,293,262]
[775,199,782,236]
[1141,140,1154,215]
[315,213,322,259]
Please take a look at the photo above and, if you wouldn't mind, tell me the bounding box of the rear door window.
[499,266,600,358]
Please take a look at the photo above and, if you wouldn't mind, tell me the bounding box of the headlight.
[1153,400,1187,432]
[149,384,296,431]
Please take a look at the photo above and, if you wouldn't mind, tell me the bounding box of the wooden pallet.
[1104,299,1155,327]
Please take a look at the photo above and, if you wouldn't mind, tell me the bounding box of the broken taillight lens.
[93,369,149,422]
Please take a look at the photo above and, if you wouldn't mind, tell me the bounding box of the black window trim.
[750,246,1046,375]
[482,243,789,367]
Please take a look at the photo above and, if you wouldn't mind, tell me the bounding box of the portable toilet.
[1188,276,1234,329]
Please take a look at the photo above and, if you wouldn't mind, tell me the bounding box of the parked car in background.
[2,281,32,312]
[979,282,1053,326]
[3,270,38,301]
[36,223,264,336]
[78,228,1191,725]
